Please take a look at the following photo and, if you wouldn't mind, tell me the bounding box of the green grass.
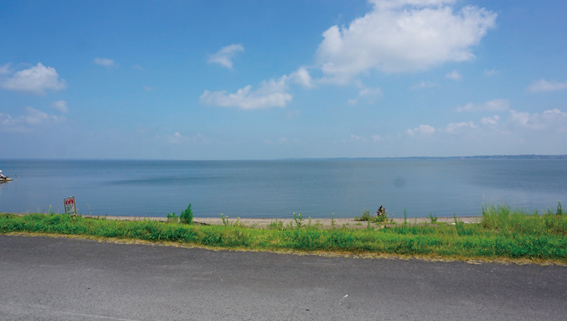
[1,204,565,263]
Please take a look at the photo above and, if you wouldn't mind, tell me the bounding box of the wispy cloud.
[51,100,68,113]
[341,134,368,143]
[200,76,292,110]
[509,109,567,131]
[94,57,117,67]
[457,99,509,112]
[445,70,462,81]
[348,86,383,105]
[481,115,499,125]
[405,108,567,138]
[0,63,11,75]
[316,0,497,83]
[528,79,567,93]
[406,124,436,136]
[208,44,245,69]
[444,121,477,133]
[0,63,66,95]
[0,107,64,133]
[160,132,210,144]
[411,81,438,90]
[483,69,500,76]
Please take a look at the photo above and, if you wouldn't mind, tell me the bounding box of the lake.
[0,158,565,219]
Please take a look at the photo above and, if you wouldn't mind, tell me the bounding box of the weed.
[221,214,230,226]
[220,214,244,228]
[331,213,336,228]
[293,212,303,229]
[355,209,387,223]
[360,209,372,221]
[557,201,563,215]
[428,213,438,224]
[167,212,179,223]
[267,219,284,230]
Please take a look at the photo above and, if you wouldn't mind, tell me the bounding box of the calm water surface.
[0,159,565,218]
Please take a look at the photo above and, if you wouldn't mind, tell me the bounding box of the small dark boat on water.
[0,170,13,183]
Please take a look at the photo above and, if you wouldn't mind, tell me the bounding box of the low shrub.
[180,204,193,225]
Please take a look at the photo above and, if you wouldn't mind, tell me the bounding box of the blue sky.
[1,0,566,160]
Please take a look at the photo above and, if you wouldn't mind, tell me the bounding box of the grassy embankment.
[1,204,566,264]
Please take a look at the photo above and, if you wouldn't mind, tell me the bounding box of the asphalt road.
[1,235,566,321]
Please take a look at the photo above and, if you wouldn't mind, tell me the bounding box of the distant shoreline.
[1,154,567,161]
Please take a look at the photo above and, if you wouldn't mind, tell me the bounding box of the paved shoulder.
[1,235,566,321]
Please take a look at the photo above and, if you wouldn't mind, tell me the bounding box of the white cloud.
[51,100,68,113]
[457,99,509,112]
[404,108,567,138]
[509,109,567,131]
[208,44,245,69]
[445,70,462,81]
[411,81,438,90]
[406,124,435,136]
[199,76,292,110]
[481,115,499,125]
[289,67,313,88]
[0,107,64,133]
[94,57,116,67]
[316,0,497,83]
[444,121,476,133]
[0,63,66,95]
[372,0,456,10]
[359,87,383,98]
[528,79,567,93]
[349,86,383,105]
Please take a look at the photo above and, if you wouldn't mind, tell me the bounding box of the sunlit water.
[0,158,565,218]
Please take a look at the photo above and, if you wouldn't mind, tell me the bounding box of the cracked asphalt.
[1,235,566,321]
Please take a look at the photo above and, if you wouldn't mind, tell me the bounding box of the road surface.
[0,235,565,320]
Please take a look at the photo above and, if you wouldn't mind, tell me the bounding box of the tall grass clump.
[167,212,179,223]
[481,203,566,236]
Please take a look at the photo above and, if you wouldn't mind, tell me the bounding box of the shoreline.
[80,214,482,229]
[4,213,483,229]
